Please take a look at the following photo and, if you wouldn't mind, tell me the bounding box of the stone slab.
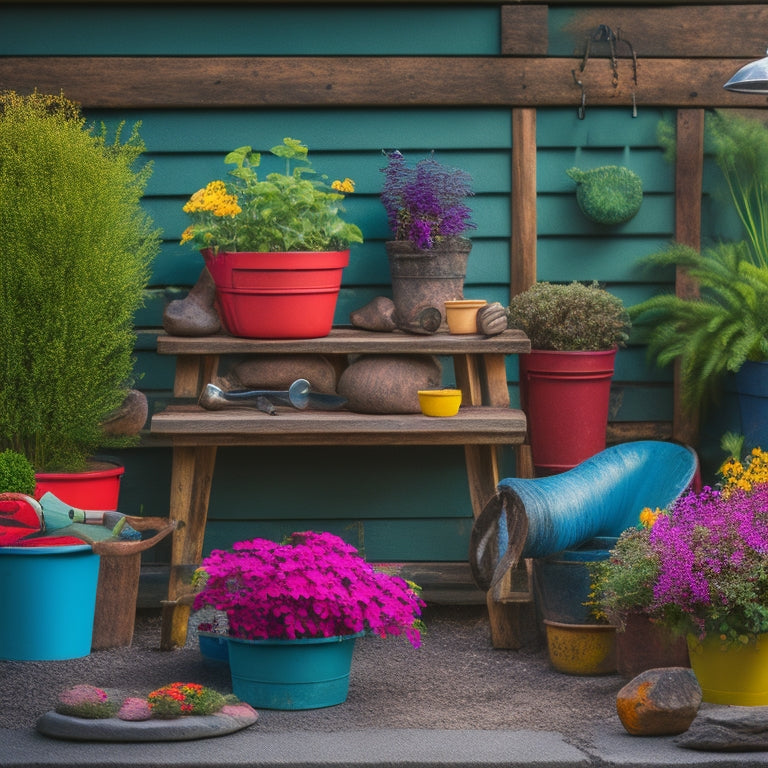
[35,703,258,742]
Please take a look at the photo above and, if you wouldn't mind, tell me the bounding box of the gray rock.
[616,667,701,736]
[675,704,768,751]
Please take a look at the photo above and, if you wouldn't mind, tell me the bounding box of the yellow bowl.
[418,388,462,417]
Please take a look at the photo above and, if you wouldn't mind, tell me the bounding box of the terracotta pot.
[445,299,487,334]
[615,613,689,678]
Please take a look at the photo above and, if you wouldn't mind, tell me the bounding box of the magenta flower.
[194,531,425,647]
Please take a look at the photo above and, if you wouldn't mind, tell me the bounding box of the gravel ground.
[0,604,624,740]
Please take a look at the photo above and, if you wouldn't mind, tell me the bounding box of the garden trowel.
[199,379,347,412]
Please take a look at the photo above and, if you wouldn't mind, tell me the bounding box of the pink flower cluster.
[649,483,768,642]
[193,531,425,647]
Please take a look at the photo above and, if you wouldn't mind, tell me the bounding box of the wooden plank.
[2,56,766,109]
[511,108,537,296]
[500,5,548,56]
[543,5,768,58]
[156,328,531,357]
[150,406,528,446]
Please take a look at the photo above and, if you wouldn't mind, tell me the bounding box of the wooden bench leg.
[160,444,217,650]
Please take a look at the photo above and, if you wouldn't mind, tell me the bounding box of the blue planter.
[198,632,229,662]
[735,360,768,452]
[227,632,363,710]
[533,537,617,625]
[0,544,100,660]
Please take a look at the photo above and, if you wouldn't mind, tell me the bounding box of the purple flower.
[380,151,476,248]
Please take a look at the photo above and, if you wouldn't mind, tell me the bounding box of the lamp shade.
[724,53,768,93]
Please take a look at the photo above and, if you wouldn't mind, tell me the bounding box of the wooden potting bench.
[150,328,531,650]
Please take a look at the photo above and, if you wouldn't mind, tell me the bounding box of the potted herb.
[506,281,631,474]
[380,151,476,333]
[0,91,159,502]
[193,530,425,709]
[180,137,363,339]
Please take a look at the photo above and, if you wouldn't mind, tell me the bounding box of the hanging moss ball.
[566,165,643,226]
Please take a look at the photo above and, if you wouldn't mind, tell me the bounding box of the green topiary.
[0,91,160,471]
[506,281,631,351]
[566,165,643,226]
[0,449,36,495]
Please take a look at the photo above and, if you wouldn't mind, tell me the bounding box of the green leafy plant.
[0,450,36,495]
[629,241,768,414]
[0,91,160,471]
[506,281,631,351]
[180,137,363,254]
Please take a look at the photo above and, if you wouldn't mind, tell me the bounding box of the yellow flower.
[179,226,195,245]
[331,178,355,193]
[638,507,661,529]
[182,181,241,217]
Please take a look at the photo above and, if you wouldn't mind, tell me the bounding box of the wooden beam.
[673,109,705,448]
[1,56,765,109]
[524,5,768,58]
[511,108,537,296]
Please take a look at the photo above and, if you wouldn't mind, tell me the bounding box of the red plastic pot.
[35,460,124,510]
[519,348,617,476]
[203,250,350,339]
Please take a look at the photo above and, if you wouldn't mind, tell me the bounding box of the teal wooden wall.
[5,2,736,563]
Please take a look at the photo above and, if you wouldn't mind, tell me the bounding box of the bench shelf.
[150,327,531,650]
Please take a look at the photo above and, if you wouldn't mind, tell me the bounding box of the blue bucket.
[533,537,617,625]
[735,360,768,452]
[0,544,100,660]
[227,633,362,710]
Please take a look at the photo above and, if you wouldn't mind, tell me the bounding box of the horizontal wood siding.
[2,1,747,563]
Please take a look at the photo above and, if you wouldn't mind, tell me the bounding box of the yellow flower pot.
[687,633,768,705]
[444,300,487,335]
[544,620,616,676]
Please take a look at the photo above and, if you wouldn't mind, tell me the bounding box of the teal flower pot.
[227,632,363,710]
[0,544,99,660]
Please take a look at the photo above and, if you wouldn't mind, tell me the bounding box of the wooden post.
[673,108,704,447]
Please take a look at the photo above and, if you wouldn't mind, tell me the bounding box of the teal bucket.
[227,633,362,710]
[0,544,100,660]
[533,537,617,625]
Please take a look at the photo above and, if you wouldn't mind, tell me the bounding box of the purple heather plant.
[380,151,475,249]
[193,531,425,647]
[648,483,768,645]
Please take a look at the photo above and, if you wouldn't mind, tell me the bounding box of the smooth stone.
[337,354,442,413]
[349,296,397,332]
[101,389,148,436]
[226,354,337,394]
[36,703,258,742]
[616,667,701,736]
[675,704,768,751]
[162,267,221,337]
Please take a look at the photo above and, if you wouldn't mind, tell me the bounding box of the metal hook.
[572,70,587,119]
[576,24,639,118]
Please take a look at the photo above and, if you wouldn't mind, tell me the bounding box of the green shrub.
[0,450,36,495]
[506,281,631,351]
[0,91,160,471]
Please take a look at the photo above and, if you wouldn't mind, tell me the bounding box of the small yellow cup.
[418,388,462,417]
